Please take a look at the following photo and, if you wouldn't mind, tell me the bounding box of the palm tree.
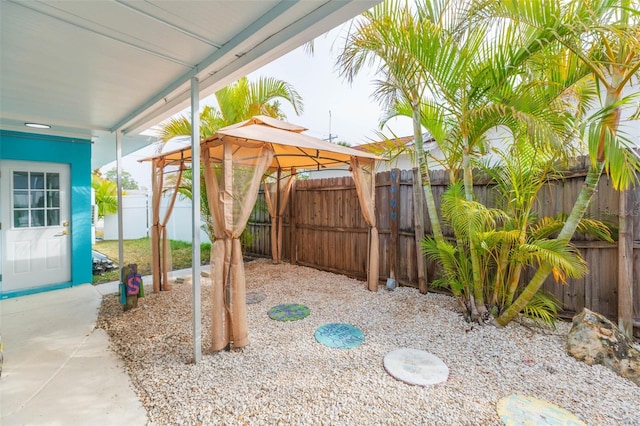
[340,0,583,321]
[475,0,640,326]
[158,76,304,242]
[480,139,612,321]
[337,0,446,245]
[159,76,303,142]
[91,174,118,218]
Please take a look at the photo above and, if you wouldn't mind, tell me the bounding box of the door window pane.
[47,173,60,189]
[31,210,45,227]
[47,209,60,226]
[14,210,29,227]
[47,191,60,208]
[31,191,45,208]
[31,172,45,189]
[13,172,28,189]
[14,191,29,208]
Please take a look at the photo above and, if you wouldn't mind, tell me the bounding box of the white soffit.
[0,0,381,167]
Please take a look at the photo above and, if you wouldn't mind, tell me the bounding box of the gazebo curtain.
[150,158,185,292]
[202,140,275,351]
[350,156,379,291]
[263,170,295,263]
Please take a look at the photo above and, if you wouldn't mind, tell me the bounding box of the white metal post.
[116,129,124,277]
[191,77,202,363]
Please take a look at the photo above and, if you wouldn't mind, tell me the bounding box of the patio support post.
[116,129,124,277]
[191,76,202,363]
[150,160,162,292]
[275,167,281,263]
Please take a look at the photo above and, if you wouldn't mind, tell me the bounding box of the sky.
[246,25,414,144]
[101,24,415,189]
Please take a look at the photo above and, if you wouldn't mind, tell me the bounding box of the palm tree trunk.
[496,160,604,326]
[505,263,524,307]
[462,148,487,318]
[505,228,528,306]
[494,243,511,306]
[413,105,444,242]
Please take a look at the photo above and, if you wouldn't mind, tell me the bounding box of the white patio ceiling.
[0,0,380,169]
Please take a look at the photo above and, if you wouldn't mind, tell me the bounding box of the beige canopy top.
[142,115,380,171]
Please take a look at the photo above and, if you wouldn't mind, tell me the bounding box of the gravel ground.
[97,259,640,426]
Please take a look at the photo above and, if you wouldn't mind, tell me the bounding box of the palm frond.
[522,291,560,327]
[441,182,508,239]
[158,116,192,143]
[421,236,472,295]
[520,239,588,282]
[91,175,118,217]
[361,129,416,168]
[476,229,524,251]
[528,216,565,240]
[529,213,613,242]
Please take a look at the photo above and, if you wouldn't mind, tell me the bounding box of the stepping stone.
[267,303,310,321]
[496,395,586,426]
[383,348,449,386]
[246,291,266,304]
[314,323,364,349]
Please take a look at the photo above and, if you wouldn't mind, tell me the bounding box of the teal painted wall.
[0,130,92,296]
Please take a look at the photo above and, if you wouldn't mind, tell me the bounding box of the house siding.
[0,130,92,297]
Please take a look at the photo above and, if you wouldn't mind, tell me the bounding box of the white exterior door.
[1,161,71,292]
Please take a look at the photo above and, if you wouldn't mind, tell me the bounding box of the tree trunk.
[496,161,605,326]
[618,188,633,338]
[462,148,487,319]
[412,167,428,293]
[413,105,444,242]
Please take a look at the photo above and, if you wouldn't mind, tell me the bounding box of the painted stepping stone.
[267,303,310,321]
[314,323,365,349]
[246,291,266,304]
[497,395,586,426]
[383,348,449,386]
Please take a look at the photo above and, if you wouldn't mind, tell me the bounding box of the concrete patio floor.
[0,283,148,425]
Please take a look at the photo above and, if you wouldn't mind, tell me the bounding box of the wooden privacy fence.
[245,160,639,333]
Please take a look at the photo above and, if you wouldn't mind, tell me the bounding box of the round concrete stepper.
[496,395,587,426]
[246,291,266,304]
[383,348,449,386]
[314,323,365,349]
[267,303,310,321]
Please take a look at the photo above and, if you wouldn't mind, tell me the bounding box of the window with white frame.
[12,171,61,228]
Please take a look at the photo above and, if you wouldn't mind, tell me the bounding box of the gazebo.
[142,115,381,351]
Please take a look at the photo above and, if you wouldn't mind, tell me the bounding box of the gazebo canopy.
[142,115,382,352]
[144,115,380,170]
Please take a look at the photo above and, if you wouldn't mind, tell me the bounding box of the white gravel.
[97,259,640,426]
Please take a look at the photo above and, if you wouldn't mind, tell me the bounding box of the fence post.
[389,169,400,285]
[289,176,297,265]
[412,168,428,293]
[618,188,633,338]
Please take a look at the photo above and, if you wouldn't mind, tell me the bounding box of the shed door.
[1,161,71,292]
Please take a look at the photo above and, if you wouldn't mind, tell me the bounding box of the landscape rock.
[567,308,640,386]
